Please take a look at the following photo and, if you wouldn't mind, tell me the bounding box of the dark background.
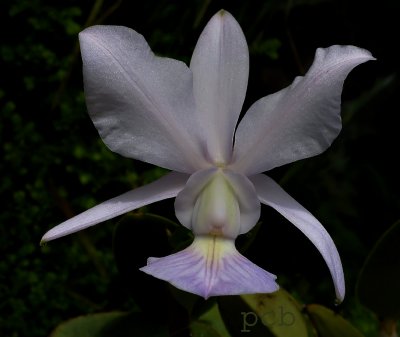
[1,0,398,336]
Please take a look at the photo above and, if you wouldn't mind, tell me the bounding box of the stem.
[379,319,398,337]
[193,0,211,29]
[51,0,122,110]
[48,180,109,280]
[284,0,305,75]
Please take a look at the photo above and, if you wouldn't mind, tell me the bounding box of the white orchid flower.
[42,10,374,301]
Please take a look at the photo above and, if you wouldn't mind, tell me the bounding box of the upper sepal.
[190,10,249,164]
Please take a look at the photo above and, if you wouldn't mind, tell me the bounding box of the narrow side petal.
[250,174,345,302]
[190,10,249,164]
[79,26,206,173]
[140,236,278,299]
[232,45,375,175]
[41,172,188,243]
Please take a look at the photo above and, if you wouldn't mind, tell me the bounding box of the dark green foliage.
[1,0,398,336]
[357,220,400,319]
[306,304,365,337]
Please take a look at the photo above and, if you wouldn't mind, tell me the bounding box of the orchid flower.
[42,10,374,301]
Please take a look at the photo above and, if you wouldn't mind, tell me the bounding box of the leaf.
[241,290,311,337]
[112,213,176,315]
[191,303,232,337]
[191,321,224,337]
[356,219,400,319]
[236,221,262,253]
[113,212,182,284]
[306,304,365,337]
[50,311,168,337]
[113,213,175,277]
[219,296,275,337]
[250,38,281,60]
[218,289,312,337]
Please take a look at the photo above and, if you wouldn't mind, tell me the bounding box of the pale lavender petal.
[41,172,188,243]
[79,26,206,173]
[190,10,249,164]
[232,45,375,175]
[140,236,278,299]
[174,168,260,236]
[250,174,345,301]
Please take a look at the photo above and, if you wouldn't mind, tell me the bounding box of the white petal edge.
[232,45,375,175]
[190,10,249,164]
[140,235,278,299]
[79,26,206,173]
[41,171,189,243]
[250,174,345,302]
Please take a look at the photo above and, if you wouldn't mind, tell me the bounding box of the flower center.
[191,170,240,239]
[175,167,260,239]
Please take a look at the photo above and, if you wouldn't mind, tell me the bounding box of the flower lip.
[140,235,279,299]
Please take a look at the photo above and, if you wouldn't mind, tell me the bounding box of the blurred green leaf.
[50,312,127,337]
[112,213,174,313]
[356,219,400,319]
[168,285,200,315]
[191,303,232,337]
[191,321,224,337]
[236,221,262,253]
[241,289,312,337]
[113,213,175,273]
[342,75,396,125]
[306,304,365,337]
[50,311,168,337]
[250,38,281,59]
[167,222,193,252]
[219,295,275,337]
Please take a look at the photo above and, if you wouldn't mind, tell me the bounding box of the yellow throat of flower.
[191,170,241,239]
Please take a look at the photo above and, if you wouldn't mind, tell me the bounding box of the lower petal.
[140,235,278,299]
[250,173,345,302]
[41,171,189,243]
